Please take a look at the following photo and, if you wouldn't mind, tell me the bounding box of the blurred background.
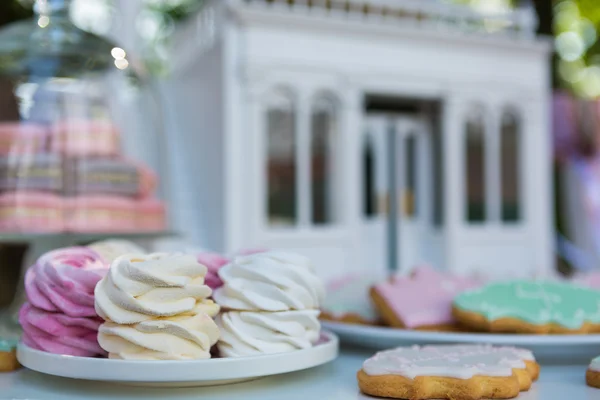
[0,0,599,286]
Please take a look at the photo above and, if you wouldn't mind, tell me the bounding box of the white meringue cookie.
[213,251,325,311]
[98,305,220,360]
[216,310,321,358]
[95,253,212,324]
[88,240,147,263]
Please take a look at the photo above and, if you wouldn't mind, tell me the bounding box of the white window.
[500,108,521,223]
[266,88,297,227]
[265,88,341,228]
[310,94,339,225]
[362,133,377,219]
[465,105,487,223]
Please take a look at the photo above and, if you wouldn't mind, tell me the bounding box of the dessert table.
[1,346,597,400]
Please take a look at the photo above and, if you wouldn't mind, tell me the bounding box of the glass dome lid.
[0,0,120,79]
[0,0,169,237]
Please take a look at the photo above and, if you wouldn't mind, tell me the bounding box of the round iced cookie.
[357,344,539,399]
[588,357,600,389]
[0,339,19,372]
[453,281,600,334]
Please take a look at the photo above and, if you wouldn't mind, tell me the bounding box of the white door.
[362,114,430,275]
[395,117,429,273]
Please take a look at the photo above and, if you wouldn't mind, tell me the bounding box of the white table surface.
[1,346,599,400]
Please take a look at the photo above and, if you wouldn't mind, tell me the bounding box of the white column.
[487,104,501,223]
[247,87,265,239]
[442,94,463,272]
[243,67,270,239]
[345,86,366,275]
[223,23,245,253]
[527,97,555,276]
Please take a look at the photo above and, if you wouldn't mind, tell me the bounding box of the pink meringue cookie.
[19,303,105,357]
[197,249,268,290]
[197,252,230,290]
[236,248,268,256]
[24,247,108,318]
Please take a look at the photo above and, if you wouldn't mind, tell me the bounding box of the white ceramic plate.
[323,321,600,363]
[17,331,339,387]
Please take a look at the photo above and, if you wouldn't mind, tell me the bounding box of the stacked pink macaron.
[19,247,109,357]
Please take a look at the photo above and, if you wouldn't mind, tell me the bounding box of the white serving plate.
[323,321,600,363]
[17,331,339,387]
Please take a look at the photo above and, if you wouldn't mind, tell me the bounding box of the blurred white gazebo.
[156,0,554,281]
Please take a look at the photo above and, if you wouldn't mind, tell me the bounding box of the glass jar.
[0,0,170,346]
[0,0,169,235]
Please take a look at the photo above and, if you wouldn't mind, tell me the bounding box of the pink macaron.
[50,120,119,157]
[137,198,167,232]
[0,122,48,154]
[64,195,136,233]
[0,191,64,233]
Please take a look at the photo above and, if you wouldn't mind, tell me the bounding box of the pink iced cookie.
[65,195,136,233]
[24,247,108,317]
[197,252,230,290]
[0,191,64,233]
[19,303,105,357]
[372,266,481,329]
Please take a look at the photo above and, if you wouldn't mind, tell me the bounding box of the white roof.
[229,0,539,40]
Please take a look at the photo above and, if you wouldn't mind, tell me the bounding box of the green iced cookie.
[0,338,18,352]
[454,280,600,330]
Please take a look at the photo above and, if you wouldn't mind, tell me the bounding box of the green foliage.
[145,0,205,23]
[572,0,600,26]
[554,0,600,97]
[0,0,33,28]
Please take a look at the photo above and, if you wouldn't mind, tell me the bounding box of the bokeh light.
[555,0,600,98]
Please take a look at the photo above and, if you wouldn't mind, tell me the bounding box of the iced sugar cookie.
[453,281,600,334]
[588,357,600,389]
[321,274,379,325]
[371,266,480,330]
[0,339,19,372]
[357,344,539,399]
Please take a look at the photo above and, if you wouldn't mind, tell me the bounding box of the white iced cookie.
[358,345,539,400]
[362,345,534,379]
[88,239,147,263]
[98,306,220,360]
[322,274,378,323]
[591,357,600,372]
[216,310,321,357]
[213,251,325,312]
[95,253,212,324]
[588,356,600,389]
